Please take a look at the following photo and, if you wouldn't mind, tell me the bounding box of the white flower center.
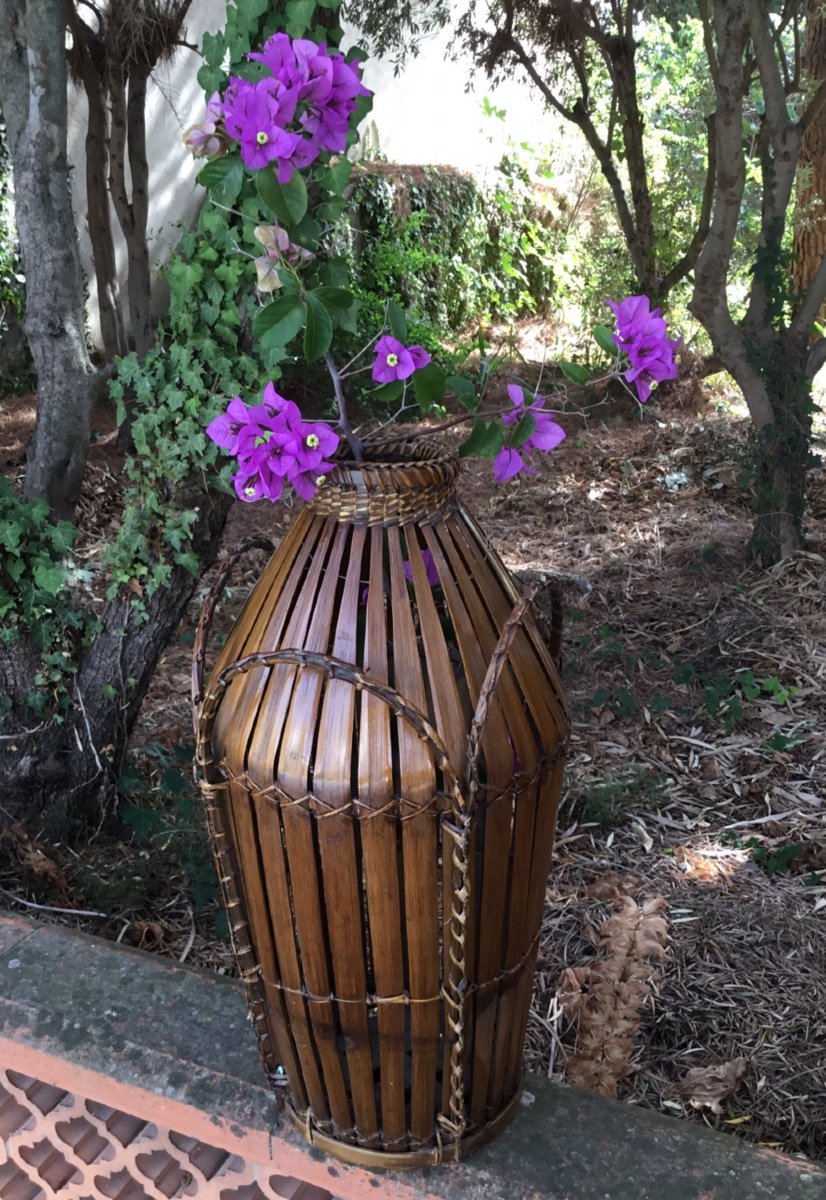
[386,353,399,367]
[256,131,270,145]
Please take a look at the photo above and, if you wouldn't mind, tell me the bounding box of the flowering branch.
[187,30,681,506]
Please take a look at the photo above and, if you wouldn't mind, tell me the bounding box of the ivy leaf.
[559,360,592,386]
[252,294,306,346]
[412,362,446,414]
[236,0,269,23]
[256,169,308,226]
[593,324,620,358]
[286,0,316,37]
[304,292,333,361]
[201,31,225,68]
[386,299,407,342]
[33,563,65,596]
[459,418,504,459]
[197,156,244,206]
[509,411,537,448]
[197,64,225,94]
[446,374,478,412]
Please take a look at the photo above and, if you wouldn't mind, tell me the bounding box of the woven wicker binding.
[192,435,569,1170]
[309,436,460,526]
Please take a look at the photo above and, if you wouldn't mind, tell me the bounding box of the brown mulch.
[2,377,826,1159]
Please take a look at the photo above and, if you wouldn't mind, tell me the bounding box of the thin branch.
[323,352,362,460]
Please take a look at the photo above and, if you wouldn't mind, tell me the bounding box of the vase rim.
[310,434,460,525]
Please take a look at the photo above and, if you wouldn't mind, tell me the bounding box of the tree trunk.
[0,487,231,834]
[745,345,812,566]
[793,0,826,310]
[69,7,129,361]
[0,0,99,518]
[108,64,154,358]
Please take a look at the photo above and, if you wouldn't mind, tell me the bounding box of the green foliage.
[106,204,268,600]
[333,159,555,350]
[0,478,80,686]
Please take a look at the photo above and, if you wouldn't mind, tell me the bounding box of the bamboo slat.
[193,437,569,1169]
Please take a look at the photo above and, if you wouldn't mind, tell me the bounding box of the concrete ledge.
[0,911,823,1199]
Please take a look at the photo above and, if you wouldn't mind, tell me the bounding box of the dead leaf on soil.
[681,1058,748,1113]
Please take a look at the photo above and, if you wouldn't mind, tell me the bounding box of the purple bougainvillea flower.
[233,460,285,503]
[607,295,680,404]
[503,384,566,454]
[291,457,337,501]
[371,335,431,383]
[222,78,298,169]
[204,396,252,451]
[493,447,526,482]
[274,131,319,183]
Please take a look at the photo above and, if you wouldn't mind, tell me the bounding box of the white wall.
[68,5,549,346]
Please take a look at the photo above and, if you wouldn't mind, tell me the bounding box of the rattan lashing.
[192,438,569,1168]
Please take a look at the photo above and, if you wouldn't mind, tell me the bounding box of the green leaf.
[315,198,348,222]
[303,292,333,361]
[286,0,316,35]
[593,324,620,358]
[197,156,244,206]
[33,563,65,596]
[321,158,352,193]
[372,380,404,403]
[509,411,537,448]
[293,214,322,247]
[559,359,592,386]
[197,64,225,95]
[201,31,225,68]
[412,363,446,414]
[311,286,354,310]
[446,375,478,412]
[387,299,407,342]
[256,169,308,226]
[459,419,504,459]
[252,294,306,346]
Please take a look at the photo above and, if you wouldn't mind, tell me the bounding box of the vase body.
[193,439,569,1169]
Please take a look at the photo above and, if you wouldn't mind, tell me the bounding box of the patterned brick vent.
[0,1069,334,1200]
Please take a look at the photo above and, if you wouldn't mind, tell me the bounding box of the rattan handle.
[191,536,275,722]
[196,647,465,816]
[466,582,564,814]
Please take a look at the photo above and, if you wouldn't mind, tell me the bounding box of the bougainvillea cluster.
[608,295,680,404]
[206,383,340,502]
[185,34,369,180]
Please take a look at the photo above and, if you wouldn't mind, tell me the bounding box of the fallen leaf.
[681,1058,748,1113]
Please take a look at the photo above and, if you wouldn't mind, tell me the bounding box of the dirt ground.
[2,374,826,1162]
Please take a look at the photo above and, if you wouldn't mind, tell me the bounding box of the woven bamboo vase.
[192,437,569,1169]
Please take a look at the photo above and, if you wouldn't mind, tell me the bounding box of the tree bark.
[68,6,129,361]
[0,0,100,517]
[793,0,826,315]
